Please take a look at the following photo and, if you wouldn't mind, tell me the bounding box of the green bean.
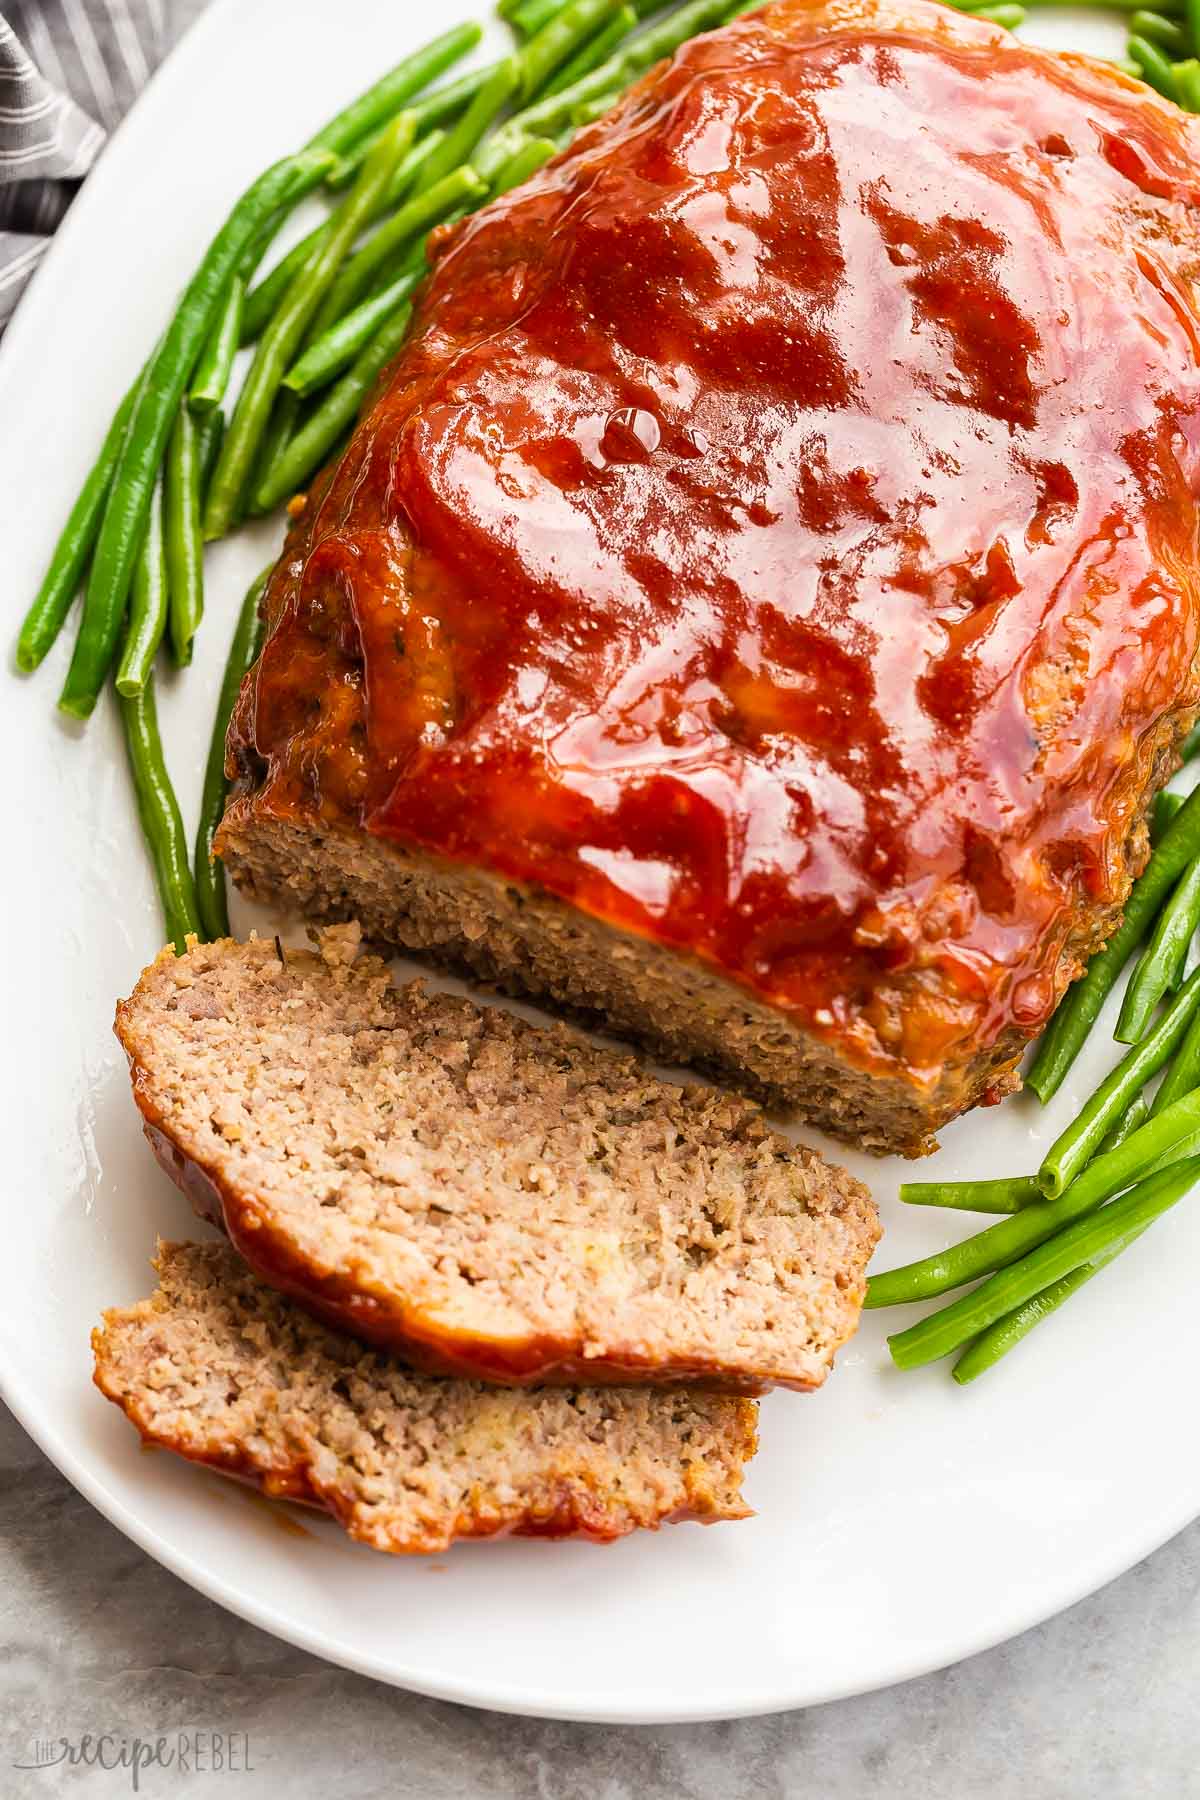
[194,567,272,942]
[622,0,733,68]
[1153,789,1186,843]
[55,146,334,720]
[415,59,520,195]
[243,128,439,346]
[195,408,225,504]
[330,110,419,246]
[1130,6,1188,46]
[386,127,454,204]
[236,207,288,283]
[313,151,427,360]
[243,390,303,519]
[242,233,324,344]
[1127,33,1180,96]
[376,235,433,291]
[283,268,425,396]
[320,164,487,326]
[480,0,730,174]
[246,158,424,338]
[410,61,512,135]
[188,276,244,414]
[326,114,443,197]
[889,1156,1200,1370]
[968,3,1025,21]
[899,1176,1041,1214]
[546,5,636,91]
[951,1229,1144,1384]
[518,0,622,100]
[571,90,621,125]
[254,125,439,327]
[476,55,622,170]
[305,24,482,159]
[114,475,167,697]
[1027,785,1200,1101]
[1098,1090,1150,1155]
[511,0,569,34]
[1117,852,1200,1040]
[16,380,138,673]
[340,136,424,351]
[1183,720,1200,760]
[1160,968,1200,1109]
[1178,58,1200,109]
[117,675,202,954]
[252,303,414,514]
[1143,1120,1200,1176]
[865,1085,1200,1307]
[1039,0,1180,9]
[252,157,418,500]
[204,120,411,542]
[163,406,205,667]
[1150,995,1200,1116]
[489,136,559,195]
[1102,1087,1200,1173]
[1038,966,1200,1196]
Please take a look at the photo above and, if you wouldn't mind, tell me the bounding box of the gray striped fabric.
[0,1,190,331]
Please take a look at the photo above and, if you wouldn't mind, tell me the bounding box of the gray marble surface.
[3,1397,1200,1798]
[4,2,1200,1793]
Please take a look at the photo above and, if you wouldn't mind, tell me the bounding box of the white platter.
[0,0,1191,1725]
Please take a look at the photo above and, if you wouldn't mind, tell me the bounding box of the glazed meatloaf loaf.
[219,0,1200,1155]
[116,930,878,1391]
[94,1241,758,1550]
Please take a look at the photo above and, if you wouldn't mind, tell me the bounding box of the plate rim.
[6,1355,1198,1724]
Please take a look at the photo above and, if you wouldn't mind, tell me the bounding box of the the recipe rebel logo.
[12,1731,255,1789]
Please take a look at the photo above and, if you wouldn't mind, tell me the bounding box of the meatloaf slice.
[115,929,878,1392]
[94,1241,757,1550]
[220,0,1200,1156]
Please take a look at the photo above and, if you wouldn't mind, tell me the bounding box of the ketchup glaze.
[236,0,1200,1090]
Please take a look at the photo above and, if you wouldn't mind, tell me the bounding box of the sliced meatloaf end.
[93,1241,758,1551]
[114,930,879,1393]
[218,812,1010,1157]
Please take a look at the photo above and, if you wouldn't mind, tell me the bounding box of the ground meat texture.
[93,1241,758,1552]
[114,931,878,1392]
[221,0,1200,1154]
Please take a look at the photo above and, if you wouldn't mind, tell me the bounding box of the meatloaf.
[219,0,1200,1155]
[115,929,878,1390]
[94,1241,758,1550]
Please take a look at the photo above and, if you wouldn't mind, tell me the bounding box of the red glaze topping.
[239,0,1200,1090]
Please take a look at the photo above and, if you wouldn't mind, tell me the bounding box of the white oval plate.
[0,0,1190,1725]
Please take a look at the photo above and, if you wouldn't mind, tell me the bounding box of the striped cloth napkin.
[0,1,196,332]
